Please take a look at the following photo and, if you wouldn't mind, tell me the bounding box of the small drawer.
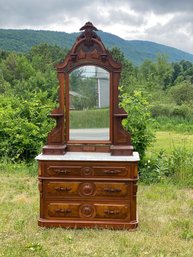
[46,202,130,220]
[43,161,133,178]
[44,181,130,199]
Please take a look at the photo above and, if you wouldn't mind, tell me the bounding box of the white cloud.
[0,0,193,54]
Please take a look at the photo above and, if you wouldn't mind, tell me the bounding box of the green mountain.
[0,28,193,65]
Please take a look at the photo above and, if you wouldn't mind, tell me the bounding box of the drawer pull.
[54,169,71,175]
[104,209,120,215]
[104,188,122,193]
[104,170,122,175]
[55,187,72,192]
[55,208,72,214]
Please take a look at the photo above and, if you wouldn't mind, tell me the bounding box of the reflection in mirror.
[69,65,110,141]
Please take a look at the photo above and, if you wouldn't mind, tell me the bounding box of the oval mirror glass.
[69,65,110,141]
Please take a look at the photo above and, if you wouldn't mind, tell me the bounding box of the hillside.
[0,28,193,65]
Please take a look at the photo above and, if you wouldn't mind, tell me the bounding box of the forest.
[0,43,193,183]
[1,28,193,65]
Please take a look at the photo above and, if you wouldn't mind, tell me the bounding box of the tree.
[169,81,193,105]
[155,54,173,90]
[110,47,138,93]
[1,52,35,84]
[27,43,68,72]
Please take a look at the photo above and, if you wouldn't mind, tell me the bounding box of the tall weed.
[140,146,193,187]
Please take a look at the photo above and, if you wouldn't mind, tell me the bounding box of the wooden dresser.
[36,22,140,230]
[36,152,139,229]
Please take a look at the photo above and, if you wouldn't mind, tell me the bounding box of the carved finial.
[78,22,100,47]
[80,22,98,31]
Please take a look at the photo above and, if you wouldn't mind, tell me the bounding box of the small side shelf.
[113,113,128,117]
[48,114,64,117]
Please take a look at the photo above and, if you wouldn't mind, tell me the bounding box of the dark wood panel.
[45,201,130,221]
[47,203,79,218]
[44,181,130,199]
[42,161,137,179]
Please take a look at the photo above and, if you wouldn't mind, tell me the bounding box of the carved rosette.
[79,182,96,196]
[79,204,96,218]
[81,166,94,176]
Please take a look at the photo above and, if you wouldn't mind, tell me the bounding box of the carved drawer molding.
[46,202,130,220]
[44,163,130,178]
[44,181,130,199]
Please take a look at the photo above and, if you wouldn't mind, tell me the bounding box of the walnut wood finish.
[37,22,139,230]
[42,22,133,156]
[40,160,137,178]
[38,159,138,229]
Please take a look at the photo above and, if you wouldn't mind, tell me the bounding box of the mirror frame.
[43,22,133,156]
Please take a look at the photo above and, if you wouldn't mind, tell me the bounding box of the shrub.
[150,104,174,117]
[168,146,193,186]
[140,151,170,183]
[169,81,193,105]
[0,94,55,161]
[140,147,193,187]
[120,90,155,160]
[172,104,193,120]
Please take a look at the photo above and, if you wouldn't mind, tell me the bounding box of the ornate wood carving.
[79,204,96,218]
[42,21,133,155]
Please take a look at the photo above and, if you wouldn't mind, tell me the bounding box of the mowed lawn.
[1,131,193,257]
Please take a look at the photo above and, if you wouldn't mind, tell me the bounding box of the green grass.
[148,131,193,155]
[0,130,193,256]
[70,108,109,129]
[154,116,193,133]
[0,168,193,257]
[141,131,193,187]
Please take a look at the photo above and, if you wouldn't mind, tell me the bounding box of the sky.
[0,0,193,54]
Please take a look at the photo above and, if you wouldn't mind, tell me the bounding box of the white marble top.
[35,152,140,162]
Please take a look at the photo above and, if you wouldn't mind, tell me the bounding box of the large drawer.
[43,180,132,199]
[40,161,137,179]
[45,201,130,221]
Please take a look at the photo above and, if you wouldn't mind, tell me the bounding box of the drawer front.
[43,162,134,178]
[46,202,130,220]
[44,181,130,199]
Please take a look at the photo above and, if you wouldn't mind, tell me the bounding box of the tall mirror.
[69,65,110,141]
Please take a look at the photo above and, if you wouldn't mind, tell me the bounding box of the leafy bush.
[0,94,55,161]
[140,151,170,183]
[150,104,174,117]
[151,103,193,121]
[168,147,193,186]
[120,90,155,160]
[169,81,193,105]
[172,104,193,120]
[140,147,193,187]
